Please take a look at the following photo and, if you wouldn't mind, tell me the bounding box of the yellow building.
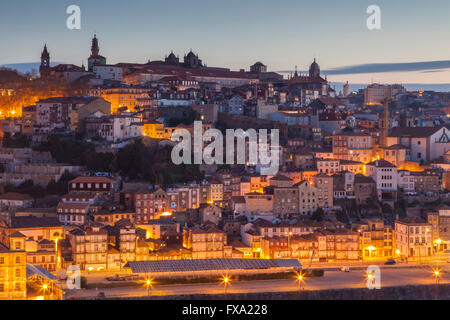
[352,220,394,260]
[92,211,135,226]
[98,88,152,114]
[244,193,273,213]
[143,122,197,141]
[143,122,166,139]
[182,226,226,259]
[0,216,63,244]
[249,176,271,193]
[0,232,27,300]
[21,105,36,135]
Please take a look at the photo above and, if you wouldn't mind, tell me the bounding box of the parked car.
[384,259,396,265]
[97,292,105,299]
[106,274,126,281]
[340,266,350,272]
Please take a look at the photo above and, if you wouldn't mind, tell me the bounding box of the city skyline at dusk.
[1,0,450,304]
[2,0,450,85]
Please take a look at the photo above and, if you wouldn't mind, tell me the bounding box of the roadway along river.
[66,267,449,299]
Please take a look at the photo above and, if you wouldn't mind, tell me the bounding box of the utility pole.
[380,98,390,148]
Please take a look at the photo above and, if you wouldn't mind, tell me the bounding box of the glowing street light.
[144,277,154,296]
[433,269,441,285]
[40,283,49,299]
[221,275,231,295]
[435,238,442,252]
[366,246,376,258]
[366,271,375,287]
[295,272,305,291]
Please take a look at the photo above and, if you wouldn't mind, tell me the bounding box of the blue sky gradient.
[1,0,450,84]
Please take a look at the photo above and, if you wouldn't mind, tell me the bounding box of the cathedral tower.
[309,58,320,78]
[39,44,51,79]
[380,98,390,147]
[88,34,106,72]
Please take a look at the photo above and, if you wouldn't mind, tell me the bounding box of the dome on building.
[167,51,176,59]
[165,51,179,64]
[184,50,203,68]
[250,61,267,73]
[309,58,320,78]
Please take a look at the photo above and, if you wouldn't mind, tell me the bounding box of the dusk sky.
[1,0,450,84]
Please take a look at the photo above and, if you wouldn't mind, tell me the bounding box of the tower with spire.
[88,34,107,72]
[39,44,51,79]
[343,81,350,97]
[379,98,391,148]
[309,58,320,78]
[91,34,100,56]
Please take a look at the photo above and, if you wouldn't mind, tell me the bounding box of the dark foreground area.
[96,283,450,300]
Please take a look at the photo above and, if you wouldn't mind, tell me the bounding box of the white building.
[317,159,340,174]
[124,65,255,89]
[0,192,33,208]
[224,95,245,115]
[394,217,433,259]
[85,113,143,143]
[34,96,111,133]
[387,126,450,164]
[398,170,415,194]
[332,132,373,164]
[366,159,398,201]
[93,65,123,81]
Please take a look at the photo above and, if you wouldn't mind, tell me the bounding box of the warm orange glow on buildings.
[397,162,430,172]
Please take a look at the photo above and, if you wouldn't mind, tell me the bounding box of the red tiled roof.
[317,97,343,106]
[10,231,27,238]
[389,126,444,138]
[50,64,84,72]
[0,192,32,201]
[38,96,98,104]
[133,64,257,81]
[69,176,115,184]
[366,159,396,168]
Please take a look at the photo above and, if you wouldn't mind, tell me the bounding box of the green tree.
[311,208,324,222]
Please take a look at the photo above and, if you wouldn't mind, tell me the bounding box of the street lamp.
[295,272,305,291]
[221,275,231,295]
[41,283,49,299]
[144,277,154,296]
[433,269,440,285]
[435,238,442,252]
[286,231,293,257]
[366,271,375,288]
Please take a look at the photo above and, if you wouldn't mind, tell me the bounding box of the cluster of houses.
[1,36,450,299]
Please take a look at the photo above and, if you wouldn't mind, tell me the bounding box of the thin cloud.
[279,60,450,75]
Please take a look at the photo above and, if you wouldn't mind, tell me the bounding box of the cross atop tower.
[91,34,100,57]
